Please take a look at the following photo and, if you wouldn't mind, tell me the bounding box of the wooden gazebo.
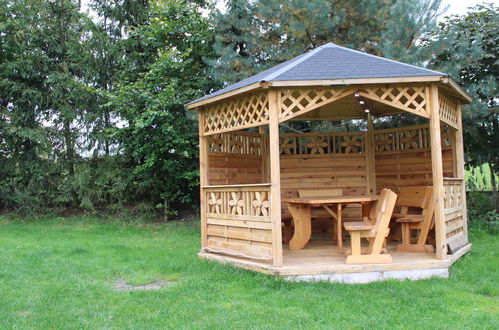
[187,43,472,283]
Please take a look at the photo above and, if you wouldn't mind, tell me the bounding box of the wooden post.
[198,110,209,249]
[268,89,283,267]
[455,103,469,237]
[366,113,376,195]
[259,126,269,182]
[429,85,447,260]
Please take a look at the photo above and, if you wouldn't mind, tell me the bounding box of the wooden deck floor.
[199,239,471,278]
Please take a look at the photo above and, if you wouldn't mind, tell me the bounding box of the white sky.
[443,0,498,17]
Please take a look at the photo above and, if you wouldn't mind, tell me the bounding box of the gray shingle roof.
[189,43,446,105]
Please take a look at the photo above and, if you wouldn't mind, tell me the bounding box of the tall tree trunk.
[491,164,498,212]
[64,119,75,176]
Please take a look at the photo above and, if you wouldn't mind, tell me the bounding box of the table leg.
[337,203,343,253]
[288,204,312,250]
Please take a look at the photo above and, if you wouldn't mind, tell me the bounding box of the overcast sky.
[443,0,497,16]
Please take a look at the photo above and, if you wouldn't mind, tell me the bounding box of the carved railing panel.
[443,178,466,243]
[203,91,269,135]
[207,132,262,156]
[360,85,429,118]
[203,184,273,260]
[439,91,458,129]
[205,186,271,219]
[279,132,366,155]
[374,124,452,154]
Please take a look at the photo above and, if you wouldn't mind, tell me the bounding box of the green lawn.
[0,217,497,329]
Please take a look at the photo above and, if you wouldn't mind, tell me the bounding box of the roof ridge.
[331,44,445,76]
[261,43,335,82]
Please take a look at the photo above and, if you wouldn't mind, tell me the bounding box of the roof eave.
[441,77,472,104]
[186,75,471,110]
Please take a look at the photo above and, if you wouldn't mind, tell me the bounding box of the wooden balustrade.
[202,184,273,260]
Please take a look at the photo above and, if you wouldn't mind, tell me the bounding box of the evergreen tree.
[427,3,498,209]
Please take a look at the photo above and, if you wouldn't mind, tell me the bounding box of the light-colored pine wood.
[429,84,447,260]
[454,103,468,238]
[268,89,283,266]
[186,82,265,109]
[344,189,397,264]
[366,113,376,194]
[394,186,435,253]
[287,204,312,250]
[202,90,269,135]
[199,110,209,249]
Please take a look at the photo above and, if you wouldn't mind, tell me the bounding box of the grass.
[0,217,497,329]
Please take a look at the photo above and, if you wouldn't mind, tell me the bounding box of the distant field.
[0,217,497,329]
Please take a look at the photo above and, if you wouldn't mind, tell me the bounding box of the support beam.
[198,111,209,249]
[268,89,283,266]
[429,85,447,259]
[454,103,469,237]
[366,113,377,195]
[259,126,270,182]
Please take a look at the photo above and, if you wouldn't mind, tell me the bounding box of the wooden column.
[268,89,283,267]
[366,113,376,195]
[429,85,447,260]
[455,103,469,237]
[259,126,270,182]
[198,110,209,249]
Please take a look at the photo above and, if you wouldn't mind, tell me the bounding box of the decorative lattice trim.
[279,87,353,122]
[439,91,458,129]
[360,85,429,118]
[203,91,269,135]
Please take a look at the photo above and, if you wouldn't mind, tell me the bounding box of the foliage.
[426,3,499,211]
[208,0,447,85]
[108,0,215,217]
[427,3,498,184]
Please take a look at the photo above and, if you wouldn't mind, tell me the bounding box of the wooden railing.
[202,184,273,260]
[207,131,263,156]
[443,178,467,246]
[280,132,366,155]
[373,124,452,154]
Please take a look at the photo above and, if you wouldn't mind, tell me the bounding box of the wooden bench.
[344,189,397,264]
[393,186,435,253]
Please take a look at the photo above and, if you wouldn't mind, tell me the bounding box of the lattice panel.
[207,132,262,156]
[279,87,352,121]
[280,132,366,155]
[360,85,429,118]
[203,91,269,135]
[206,187,270,218]
[374,124,452,153]
[439,91,458,129]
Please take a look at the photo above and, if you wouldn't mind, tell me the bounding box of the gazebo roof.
[187,43,471,109]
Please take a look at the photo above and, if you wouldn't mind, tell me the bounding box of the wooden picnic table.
[282,195,379,253]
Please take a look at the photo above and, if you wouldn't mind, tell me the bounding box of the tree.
[427,3,498,209]
[379,0,446,64]
[109,0,216,218]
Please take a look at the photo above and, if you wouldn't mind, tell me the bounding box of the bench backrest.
[396,186,433,208]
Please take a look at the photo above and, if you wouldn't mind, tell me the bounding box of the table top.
[282,195,378,205]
